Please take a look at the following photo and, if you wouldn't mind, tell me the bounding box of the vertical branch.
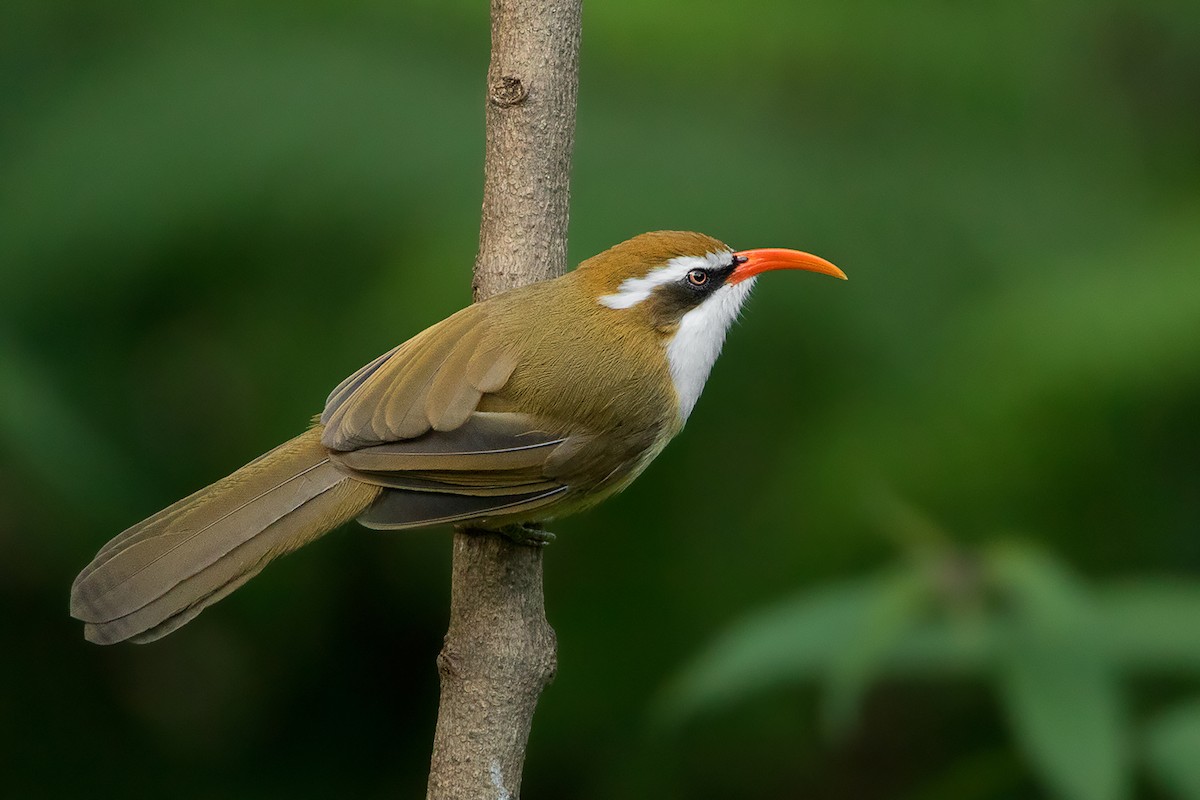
[426,2,581,799]
[472,0,580,301]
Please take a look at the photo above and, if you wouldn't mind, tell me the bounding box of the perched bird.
[71,231,845,644]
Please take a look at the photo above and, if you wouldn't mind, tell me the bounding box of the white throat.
[666,276,756,421]
[596,249,755,422]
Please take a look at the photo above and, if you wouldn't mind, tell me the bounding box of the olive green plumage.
[69,231,852,645]
[71,231,730,644]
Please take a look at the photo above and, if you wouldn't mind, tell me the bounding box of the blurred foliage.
[1146,700,1200,799]
[664,525,1200,799]
[1,0,1198,798]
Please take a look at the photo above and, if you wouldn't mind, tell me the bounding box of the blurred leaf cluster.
[665,517,1200,800]
[1,0,1198,798]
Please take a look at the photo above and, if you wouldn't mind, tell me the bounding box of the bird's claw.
[494,522,556,548]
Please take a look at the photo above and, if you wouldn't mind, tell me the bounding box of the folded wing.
[319,305,588,529]
[321,304,520,450]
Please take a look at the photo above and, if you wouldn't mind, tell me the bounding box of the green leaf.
[988,541,1131,800]
[821,567,928,736]
[998,642,1127,800]
[656,575,889,726]
[882,577,1200,680]
[1144,698,1200,800]
[1096,582,1200,674]
[883,613,999,677]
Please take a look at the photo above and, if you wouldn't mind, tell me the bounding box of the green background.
[2,1,1198,797]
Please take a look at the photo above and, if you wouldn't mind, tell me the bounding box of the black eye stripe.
[680,259,736,294]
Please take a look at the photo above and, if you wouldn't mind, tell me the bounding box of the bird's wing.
[330,411,581,529]
[331,410,567,492]
[318,304,586,529]
[320,303,519,451]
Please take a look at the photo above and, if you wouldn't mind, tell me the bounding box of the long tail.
[70,427,380,645]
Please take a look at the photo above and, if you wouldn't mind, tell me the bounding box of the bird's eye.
[686,269,709,287]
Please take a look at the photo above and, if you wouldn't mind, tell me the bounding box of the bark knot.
[436,643,462,680]
[489,76,528,107]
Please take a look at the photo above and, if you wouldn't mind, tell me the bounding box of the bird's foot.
[494,522,556,548]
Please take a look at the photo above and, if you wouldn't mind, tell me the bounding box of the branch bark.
[426,2,581,799]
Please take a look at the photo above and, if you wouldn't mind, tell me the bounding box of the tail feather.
[88,445,282,564]
[76,456,335,623]
[71,428,379,644]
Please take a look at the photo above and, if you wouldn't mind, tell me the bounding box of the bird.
[70,230,845,645]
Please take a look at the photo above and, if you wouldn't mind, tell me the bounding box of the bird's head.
[577,230,844,326]
[575,230,846,420]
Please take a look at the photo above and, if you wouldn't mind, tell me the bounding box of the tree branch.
[426,2,581,799]
[472,0,580,300]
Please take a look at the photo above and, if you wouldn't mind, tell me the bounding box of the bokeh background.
[2,1,1199,798]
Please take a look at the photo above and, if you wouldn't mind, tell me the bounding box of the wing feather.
[323,344,402,416]
[328,410,580,528]
[346,474,561,496]
[466,341,519,393]
[379,313,473,438]
[320,304,519,451]
[425,324,486,431]
[357,485,569,530]
[331,412,564,472]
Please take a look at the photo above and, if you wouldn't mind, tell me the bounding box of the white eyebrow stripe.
[598,251,733,310]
